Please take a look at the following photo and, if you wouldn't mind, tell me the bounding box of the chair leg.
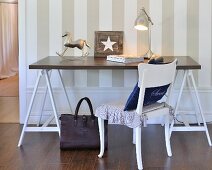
[98,117,105,158]
[133,128,136,144]
[165,115,172,157]
[135,126,143,170]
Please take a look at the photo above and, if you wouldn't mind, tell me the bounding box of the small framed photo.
[94,31,123,57]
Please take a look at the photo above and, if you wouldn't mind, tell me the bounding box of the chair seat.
[95,102,167,128]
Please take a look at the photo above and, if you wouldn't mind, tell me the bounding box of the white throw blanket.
[95,102,143,128]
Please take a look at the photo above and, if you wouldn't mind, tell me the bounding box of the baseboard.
[26,111,212,125]
[22,87,212,124]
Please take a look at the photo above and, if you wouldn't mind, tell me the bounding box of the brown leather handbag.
[60,97,108,150]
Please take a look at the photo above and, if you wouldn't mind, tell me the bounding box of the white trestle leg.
[44,70,60,136]
[18,68,74,147]
[186,74,201,126]
[18,70,43,147]
[37,70,52,126]
[169,70,212,146]
[188,70,211,146]
[57,70,73,114]
[170,70,187,136]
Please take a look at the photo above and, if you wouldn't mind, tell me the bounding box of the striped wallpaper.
[26,0,212,89]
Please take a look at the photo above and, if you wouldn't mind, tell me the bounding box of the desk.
[29,56,200,70]
[18,56,211,146]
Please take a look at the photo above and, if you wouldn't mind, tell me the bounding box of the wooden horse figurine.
[56,32,90,57]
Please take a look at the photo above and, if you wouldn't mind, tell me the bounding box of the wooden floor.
[0,75,19,97]
[0,75,19,123]
[0,97,19,123]
[0,124,212,170]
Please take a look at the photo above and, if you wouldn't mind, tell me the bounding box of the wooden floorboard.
[0,124,212,170]
[0,75,19,97]
[0,97,19,123]
[0,74,19,123]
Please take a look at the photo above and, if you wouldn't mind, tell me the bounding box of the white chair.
[95,59,177,170]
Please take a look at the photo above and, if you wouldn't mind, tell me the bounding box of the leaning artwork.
[94,31,124,57]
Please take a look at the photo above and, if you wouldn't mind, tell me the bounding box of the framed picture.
[94,31,123,57]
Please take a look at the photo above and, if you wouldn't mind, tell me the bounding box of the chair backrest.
[136,59,177,115]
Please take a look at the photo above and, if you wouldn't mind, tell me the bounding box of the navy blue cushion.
[124,57,169,111]
[124,83,170,111]
[124,82,140,111]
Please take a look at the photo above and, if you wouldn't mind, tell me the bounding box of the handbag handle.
[74,97,95,120]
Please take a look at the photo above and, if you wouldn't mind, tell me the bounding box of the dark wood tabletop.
[29,56,201,70]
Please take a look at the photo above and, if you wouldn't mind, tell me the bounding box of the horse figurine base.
[56,32,90,58]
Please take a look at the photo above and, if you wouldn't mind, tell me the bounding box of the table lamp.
[134,7,154,59]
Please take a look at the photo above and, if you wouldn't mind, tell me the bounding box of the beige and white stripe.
[150,0,162,55]
[137,0,149,56]
[37,0,49,61]
[187,0,199,82]
[87,0,99,87]
[174,0,187,56]
[199,0,211,87]
[99,0,113,87]
[73,0,87,87]
[123,0,138,87]
[162,0,174,56]
[27,0,212,89]
[61,0,74,87]
[112,0,124,87]
[173,0,187,87]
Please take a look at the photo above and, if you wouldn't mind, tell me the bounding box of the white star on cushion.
[101,36,116,51]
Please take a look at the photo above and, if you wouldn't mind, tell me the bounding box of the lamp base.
[142,49,154,59]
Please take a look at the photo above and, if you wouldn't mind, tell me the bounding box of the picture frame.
[94,31,123,57]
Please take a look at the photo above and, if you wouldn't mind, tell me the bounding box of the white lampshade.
[134,11,149,31]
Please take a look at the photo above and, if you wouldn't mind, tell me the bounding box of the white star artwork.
[101,36,116,51]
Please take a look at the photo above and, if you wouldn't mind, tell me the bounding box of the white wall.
[19,0,212,124]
